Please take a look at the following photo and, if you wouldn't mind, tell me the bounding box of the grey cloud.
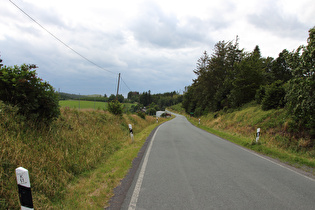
[21,1,67,29]
[3,1,70,44]
[129,2,221,49]
[0,35,118,93]
[1,1,209,96]
[130,6,185,48]
[247,6,309,39]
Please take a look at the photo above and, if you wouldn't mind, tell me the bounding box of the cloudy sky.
[1,0,314,96]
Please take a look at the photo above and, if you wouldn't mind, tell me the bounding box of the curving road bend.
[121,115,315,210]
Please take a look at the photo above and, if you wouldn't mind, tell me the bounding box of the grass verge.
[0,101,166,209]
[196,124,315,171]
[52,123,161,209]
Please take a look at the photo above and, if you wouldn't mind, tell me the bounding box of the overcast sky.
[1,0,314,96]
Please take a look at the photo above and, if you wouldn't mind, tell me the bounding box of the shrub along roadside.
[107,100,123,116]
[0,103,162,209]
[0,64,60,125]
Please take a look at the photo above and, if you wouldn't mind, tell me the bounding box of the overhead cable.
[121,76,132,92]
[9,0,116,75]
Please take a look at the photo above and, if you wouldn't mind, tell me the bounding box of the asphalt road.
[121,115,315,210]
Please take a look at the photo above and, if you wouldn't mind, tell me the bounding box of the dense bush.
[0,64,60,124]
[261,81,286,110]
[255,86,265,104]
[130,104,141,113]
[137,111,146,119]
[145,102,159,116]
[107,100,123,116]
[146,108,156,116]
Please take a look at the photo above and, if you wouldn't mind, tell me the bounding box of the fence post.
[129,124,134,143]
[15,167,34,210]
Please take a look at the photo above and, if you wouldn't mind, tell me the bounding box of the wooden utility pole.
[0,55,3,69]
[116,73,121,99]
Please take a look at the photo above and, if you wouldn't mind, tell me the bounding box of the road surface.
[120,114,315,209]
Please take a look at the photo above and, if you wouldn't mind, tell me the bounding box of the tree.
[146,102,159,115]
[0,64,60,124]
[285,27,315,137]
[117,94,124,103]
[108,94,116,102]
[127,91,140,102]
[182,85,197,114]
[184,39,244,114]
[107,100,123,116]
[139,91,152,106]
[270,49,292,83]
[0,55,3,69]
[108,94,124,103]
[182,38,245,114]
[228,45,265,107]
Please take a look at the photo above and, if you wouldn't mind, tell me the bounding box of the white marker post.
[156,117,159,123]
[199,119,201,125]
[129,124,134,143]
[256,128,261,143]
[15,167,34,210]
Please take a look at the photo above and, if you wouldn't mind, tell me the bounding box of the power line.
[9,0,135,94]
[9,0,116,75]
[121,76,132,92]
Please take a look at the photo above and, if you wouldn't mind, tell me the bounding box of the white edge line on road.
[192,121,315,182]
[237,145,315,182]
[128,125,161,210]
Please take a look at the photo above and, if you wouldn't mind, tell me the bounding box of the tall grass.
[53,123,162,209]
[0,102,159,209]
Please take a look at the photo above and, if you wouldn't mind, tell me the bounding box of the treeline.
[59,92,125,103]
[59,92,87,100]
[59,90,183,115]
[59,90,183,111]
[127,91,183,114]
[183,27,314,137]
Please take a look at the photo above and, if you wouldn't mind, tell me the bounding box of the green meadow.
[59,100,108,110]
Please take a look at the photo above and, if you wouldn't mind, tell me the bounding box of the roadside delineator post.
[256,128,261,143]
[129,124,134,143]
[15,167,34,210]
[199,119,201,125]
[156,117,159,123]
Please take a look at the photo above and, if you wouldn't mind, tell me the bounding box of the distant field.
[59,100,108,110]
[59,100,136,110]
